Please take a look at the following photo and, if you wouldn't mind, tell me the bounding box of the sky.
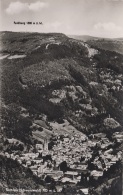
[0,0,123,38]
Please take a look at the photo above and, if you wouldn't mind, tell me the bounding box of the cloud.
[94,22,123,32]
[6,1,49,15]
[29,1,49,11]
[6,2,28,15]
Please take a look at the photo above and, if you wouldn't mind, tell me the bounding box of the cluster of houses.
[49,132,121,178]
[4,130,122,193]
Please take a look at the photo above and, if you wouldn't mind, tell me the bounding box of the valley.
[0,31,123,194]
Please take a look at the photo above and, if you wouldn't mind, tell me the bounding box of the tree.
[48,141,54,150]
[59,161,68,173]
[45,175,52,183]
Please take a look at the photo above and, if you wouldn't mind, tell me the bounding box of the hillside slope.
[69,35,123,55]
[0,155,43,192]
[1,32,123,141]
[0,31,123,193]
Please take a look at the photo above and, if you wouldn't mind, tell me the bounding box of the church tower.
[43,139,48,151]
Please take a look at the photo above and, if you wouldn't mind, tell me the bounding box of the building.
[43,139,48,151]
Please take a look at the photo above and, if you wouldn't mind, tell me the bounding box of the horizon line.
[0,30,123,39]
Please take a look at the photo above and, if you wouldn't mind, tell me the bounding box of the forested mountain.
[0,31,123,194]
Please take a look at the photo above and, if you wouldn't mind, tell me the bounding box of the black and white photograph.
[0,0,123,194]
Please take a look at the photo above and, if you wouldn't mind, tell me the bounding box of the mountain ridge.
[0,31,123,194]
[68,34,123,55]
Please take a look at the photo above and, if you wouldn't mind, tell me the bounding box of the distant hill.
[68,35,100,42]
[68,35,123,55]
